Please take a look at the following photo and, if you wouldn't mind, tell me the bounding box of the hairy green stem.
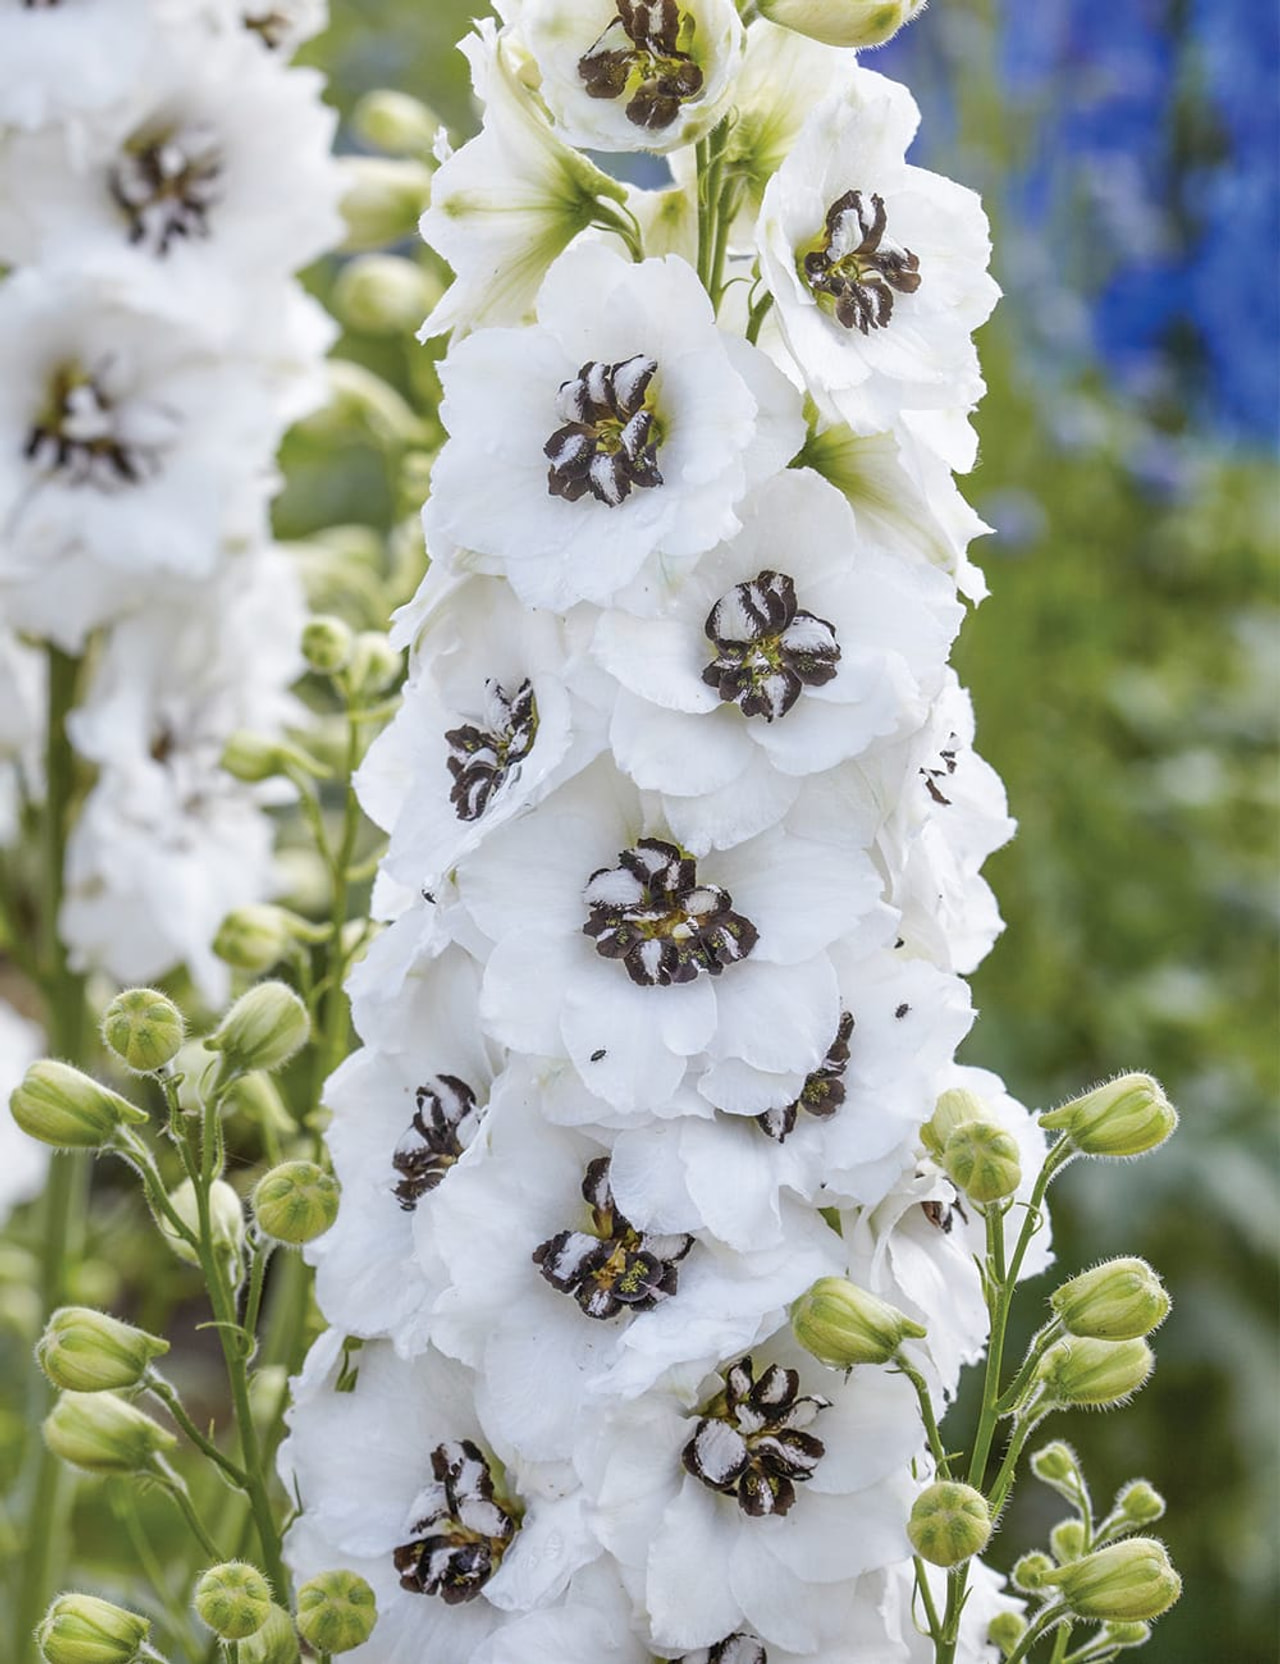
[158,1465,225,1563]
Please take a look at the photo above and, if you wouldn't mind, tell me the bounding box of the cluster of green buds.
[191,1565,377,1659]
[921,1085,1023,1205]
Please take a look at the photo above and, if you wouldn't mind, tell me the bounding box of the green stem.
[898,1359,950,1478]
[913,1555,945,1644]
[1048,1624,1074,1664]
[987,1402,1048,1520]
[111,1486,197,1647]
[1003,1603,1070,1664]
[157,1466,225,1563]
[146,1376,248,1489]
[994,1321,1061,1415]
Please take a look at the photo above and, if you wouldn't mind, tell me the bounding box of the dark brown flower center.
[444,679,538,823]
[393,1440,518,1604]
[391,1076,482,1211]
[683,1356,830,1518]
[802,190,922,334]
[577,0,704,131]
[921,735,959,806]
[533,1156,693,1320]
[545,355,662,508]
[756,1011,854,1142]
[583,837,758,987]
[703,570,841,723]
[24,365,166,490]
[111,124,223,256]
[679,1638,769,1664]
[244,7,293,45]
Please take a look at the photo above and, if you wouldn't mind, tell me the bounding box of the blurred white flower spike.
[285,4,1045,1659]
[0,0,341,996]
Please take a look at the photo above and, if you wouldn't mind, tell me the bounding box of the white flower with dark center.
[204,0,328,51]
[582,1331,919,1653]
[757,67,1000,437]
[0,273,279,648]
[456,759,889,1112]
[421,21,633,338]
[423,1087,843,1463]
[282,1335,599,1661]
[425,243,804,612]
[499,0,744,155]
[310,929,502,1355]
[0,1000,48,1229]
[592,469,960,850]
[0,34,341,343]
[358,571,608,899]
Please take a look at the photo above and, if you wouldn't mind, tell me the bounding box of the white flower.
[582,1331,920,1653]
[205,0,329,52]
[0,0,162,140]
[456,759,889,1112]
[0,272,281,648]
[592,468,960,851]
[425,243,804,612]
[0,627,44,848]
[423,1082,843,1462]
[420,21,633,339]
[0,33,341,344]
[311,936,503,1354]
[0,1001,48,1228]
[757,67,1000,437]
[470,1561,651,1664]
[358,569,609,898]
[282,1334,599,1660]
[500,0,744,155]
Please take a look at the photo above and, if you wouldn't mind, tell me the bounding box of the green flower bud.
[213,906,299,975]
[1012,1551,1056,1593]
[920,1086,986,1160]
[1116,1479,1166,1525]
[44,1391,176,1475]
[907,1481,991,1568]
[346,631,402,700]
[758,0,927,49]
[101,989,185,1075]
[1050,1258,1170,1341]
[252,1162,340,1246]
[221,1072,294,1140]
[300,614,355,675]
[1050,1518,1087,1563]
[1041,1537,1181,1623]
[337,156,433,252]
[10,1062,148,1150]
[37,1308,169,1394]
[986,1612,1027,1658]
[161,1178,245,1268]
[942,1121,1022,1204]
[248,1365,288,1433]
[297,360,428,448]
[194,1562,273,1641]
[207,982,310,1077]
[332,254,442,336]
[1038,1336,1154,1409]
[1030,1441,1081,1489]
[36,1593,151,1664]
[791,1275,927,1368]
[351,88,442,158]
[1104,1621,1152,1648]
[296,1570,379,1654]
[241,1604,300,1664]
[220,731,330,785]
[1039,1073,1178,1158]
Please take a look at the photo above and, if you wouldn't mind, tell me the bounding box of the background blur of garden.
[288,2,1278,1655]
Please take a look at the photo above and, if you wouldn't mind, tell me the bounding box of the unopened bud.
[346,631,402,699]
[986,1612,1028,1657]
[161,1178,245,1268]
[758,0,927,49]
[1039,1073,1177,1158]
[337,156,432,252]
[1030,1441,1081,1488]
[207,982,310,1077]
[1104,1622,1152,1648]
[249,1365,288,1432]
[942,1121,1022,1204]
[301,614,354,675]
[1038,1337,1154,1408]
[212,906,315,976]
[221,1072,294,1140]
[1116,1479,1166,1525]
[1012,1551,1055,1592]
[241,1603,300,1664]
[252,1162,340,1246]
[1050,1258,1170,1341]
[1041,1537,1181,1623]
[10,1061,147,1150]
[37,1308,168,1394]
[194,1562,273,1641]
[44,1391,176,1475]
[1050,1518,1087,1563]
[333,254,441,336]
[791,1276,926,1368]
[296,1570,378,1654]
[101,989,185,1075]
[36,1593,151,1664]
[907,1481,992,1568]
[351,88,442,158]
[298,360,427,448]
[220,731,329,785]
[921,1085,986,1160]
